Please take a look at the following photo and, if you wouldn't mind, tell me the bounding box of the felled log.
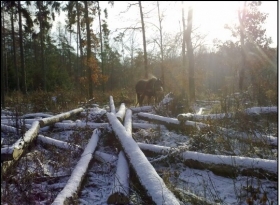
[52,129,100,205]
[94,151,117,163]
[22,112,53,118]
[54,121,108,130]
[1,124,18,133]
[177,112,234,121]
[115,103,126,122]
[39,108,83,127]
[37,135,83,152]
[107,101,130,204]
[137,112,208,130]
[107,112,180,205]
[138,143,277,180]
[1,121,40,176]
[138,112,277,147]
[107,151,130,204]
[124,109,132,134]
[130,106,153,113]
[109,96,116,114]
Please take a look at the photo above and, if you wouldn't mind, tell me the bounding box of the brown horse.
[135,77,163,106]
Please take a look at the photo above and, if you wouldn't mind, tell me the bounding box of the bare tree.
[238,1,247,92]
[185,6,195,103]
[157,1,164,87]
[139,1,148,78]
[181,1,187,97]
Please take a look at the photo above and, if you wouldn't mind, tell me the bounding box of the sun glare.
[182,1,240,44]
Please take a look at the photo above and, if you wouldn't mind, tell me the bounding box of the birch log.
[124,109,132,134]
[37,135,83,152]
[138,112,277,146]
[52,129,100,205]
[138,143,277,180]
[107,102,130,204]
[107,112,180,205]
[115,103,126,122]
[39,108,83,127]
[107,151,130,204]
[1,121,40,176]
[109,96,116,114]
[137,112,208,130]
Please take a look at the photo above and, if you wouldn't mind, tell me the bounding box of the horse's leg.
[147,95,152,105]
[139,94,145,106]
[135,93,140,106]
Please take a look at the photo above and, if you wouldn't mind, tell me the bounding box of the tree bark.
[138,143,277,180]
[115,103,126,122]
[139,1,148,78]
[107,112,180,205]
[109,96,116,114]
[84,1,93,98]
[1,121,40,177]
[39,108,83,127]
[186,6,195,103]
[18,1,26,94]
[107,151,130,204]
[97,1,105,92]
[52,129,100,205]
[238,1,247,91]
[11,9,19,91]
[1,1,6,107]
[157,1,164,87]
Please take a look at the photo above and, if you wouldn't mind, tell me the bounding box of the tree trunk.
[38,2,46,91]
[1,1,5,107]
[11,10,19,91]
[115,103,126,122]
[107,151,130,204]
[18,1,26,94]
[97,1,105,92]
[181,2,187,97]
[52,129,100,205]
[39,107,83,127]
[138,143,277,181]
[186,6,195,103]
[84,1,93,98]
[1,121,40,177]
[76,1,83,92]
[139,1,148,78]
[157,1,164,87]
[238,1,247,92]
[107,112,180,205]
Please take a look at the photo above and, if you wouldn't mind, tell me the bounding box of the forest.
[1,1,277,111]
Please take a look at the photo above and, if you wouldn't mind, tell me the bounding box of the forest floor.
[1,94,278,205]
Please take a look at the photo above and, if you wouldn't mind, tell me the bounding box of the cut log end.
[13,148,24,161]
[107,192,130,204]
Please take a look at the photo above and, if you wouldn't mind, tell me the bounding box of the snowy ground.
[1,100,278,205]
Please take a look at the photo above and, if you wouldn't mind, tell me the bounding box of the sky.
[53,1,278,52]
